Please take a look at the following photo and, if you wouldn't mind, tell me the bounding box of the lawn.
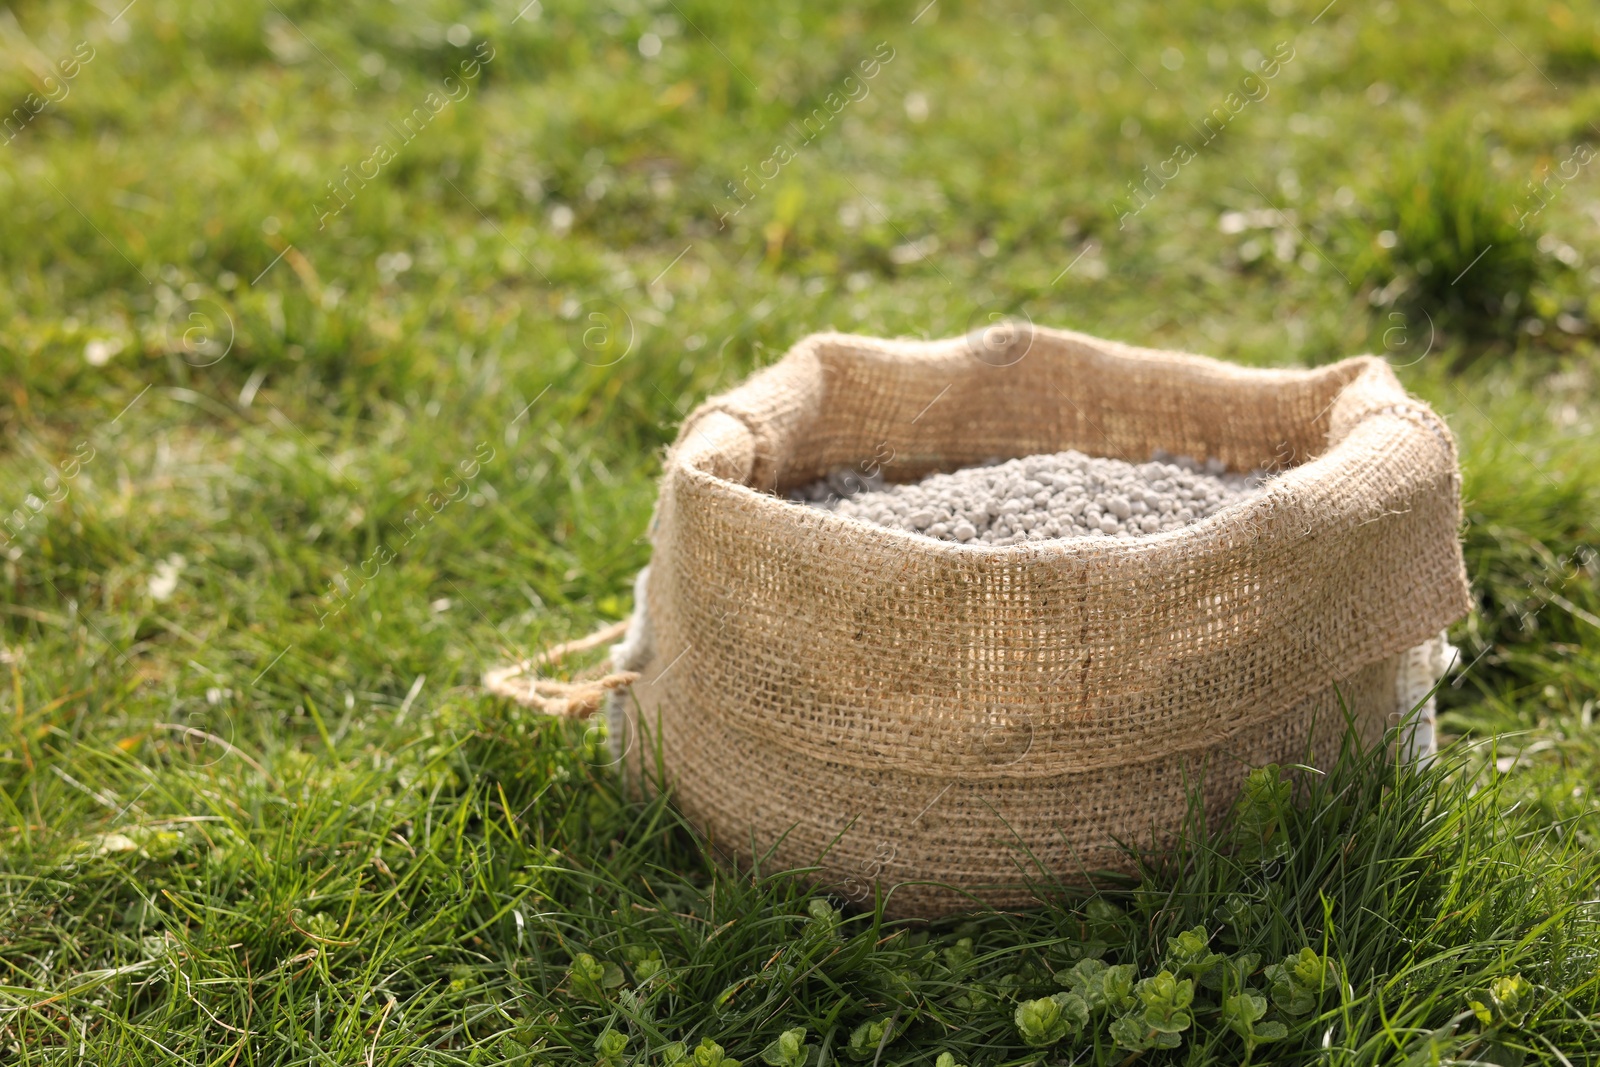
[2,0,1600,1062]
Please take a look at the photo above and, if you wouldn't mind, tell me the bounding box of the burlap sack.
[605,326,1471,918]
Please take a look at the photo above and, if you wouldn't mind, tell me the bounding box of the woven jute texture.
[615,326,1472,918]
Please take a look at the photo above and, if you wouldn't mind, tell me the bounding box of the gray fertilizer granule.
[789,450,1268,545]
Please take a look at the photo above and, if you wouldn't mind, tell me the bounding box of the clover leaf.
[1264,948,1339,1016]
[806,898,841,939]
[568,952,625,1003]
[690,1038,741,1067]
[623,945,665,982]
[1138,970,1195,1033]
[1062,958,1138,1014]
[846,1017,896,1060]
[1470,973,1536,1029]
[1232,765,1292,864]
[942,936,975,974]
[1164,924,1228,984]
[1111,970,1193,1051]
[760,1028,809,1067]
[1015,992,1090,1047]
[596,1031,629,1067]
[1221,990,1289,1051]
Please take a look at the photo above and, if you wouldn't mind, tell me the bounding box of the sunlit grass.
[1,0,1598,1061]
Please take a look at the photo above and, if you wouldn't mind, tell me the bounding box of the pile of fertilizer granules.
[788,450,1269,545]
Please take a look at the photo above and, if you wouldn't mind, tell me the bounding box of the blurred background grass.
[1,0,1598,1062]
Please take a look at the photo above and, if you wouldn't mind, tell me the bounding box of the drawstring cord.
[483,618,639,718]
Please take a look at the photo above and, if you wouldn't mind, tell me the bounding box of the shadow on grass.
[497,702,1600,1065]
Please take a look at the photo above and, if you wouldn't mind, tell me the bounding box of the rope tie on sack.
[483,618,638,719]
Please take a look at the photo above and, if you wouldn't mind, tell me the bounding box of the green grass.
[2,0,1599,1061]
